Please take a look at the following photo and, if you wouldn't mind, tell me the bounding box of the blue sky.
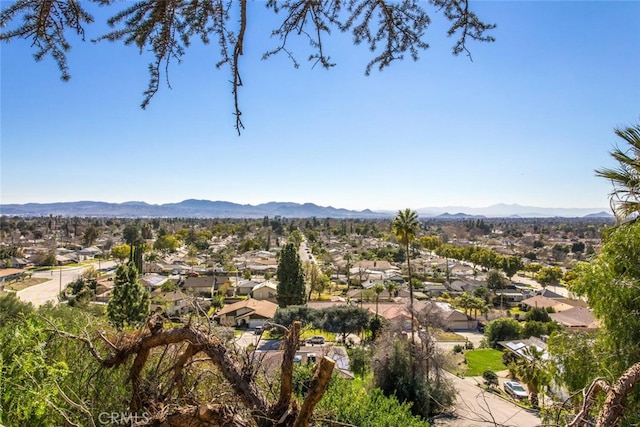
[1,1,639,212]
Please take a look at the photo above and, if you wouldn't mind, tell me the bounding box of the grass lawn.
[5,277,49,291]
[263,328,337,342]
[509,307,527,318]
[300,328,336,342]
[464,349,506,377]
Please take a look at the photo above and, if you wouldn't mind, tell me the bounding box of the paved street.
[434,372,541,427]
[17,260,116,307]
[512,275,571,298]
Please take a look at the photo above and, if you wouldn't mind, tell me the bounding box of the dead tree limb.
[567,378,609,427]
[568,361,640,427]
[294,356,335,427]
[50,317,335,427]
[596,361,640,427]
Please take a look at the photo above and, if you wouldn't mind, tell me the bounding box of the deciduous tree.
[535,266,563,290]
[484,317,521,348]
[320,305,370,344]
[110,243,131,262]
[153,234,180,253]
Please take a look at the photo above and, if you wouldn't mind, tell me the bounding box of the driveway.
[434,373,541,427]
[435,331,484,352]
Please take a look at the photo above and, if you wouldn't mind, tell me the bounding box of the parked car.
[503,381,528,400]
[306,335,325,345]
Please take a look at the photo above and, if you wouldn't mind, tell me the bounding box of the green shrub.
[482,370,499,387]
[317,377,429,427]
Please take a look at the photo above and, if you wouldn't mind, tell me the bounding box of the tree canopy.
[0,0,495,134]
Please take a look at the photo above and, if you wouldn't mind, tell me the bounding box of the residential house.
[416,300,477,331]
[499,337,549,360]
[395,287,428,300]
[549,307,599,330]
[150,290,192,317]
[360,302,415,331]
[183,276,226,296]
[424,281,448,297]
[6,257,32,269]
[78,246,103,260]
[0,268,26,283]
[446,279,484,295]
[494,290,526,305]
[520,295,575,312]
[353,260,396,272]
[251,280,278,302]
[383,270,405,284]
[140,273,170,290]
[235,250,279,275]
[143,262,166,274]
[235,279,262,296]
[55,254,76,265]
[216,298,278,328]
[536,289,565,299]
[257,345,353,379]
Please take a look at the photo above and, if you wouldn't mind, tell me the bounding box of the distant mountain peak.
[0,200,614,219]
[417,203,611,218]
[0,200,387,219]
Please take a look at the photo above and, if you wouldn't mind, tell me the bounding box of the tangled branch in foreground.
[51,317,334,427]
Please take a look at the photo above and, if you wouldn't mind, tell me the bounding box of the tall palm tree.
[456,292,473,316]
[392,208,420,341]
[374,282,384,317]
[516,346,551,408]
[595,123,640,221]
[385,279,398,302]
[456,292,474,329]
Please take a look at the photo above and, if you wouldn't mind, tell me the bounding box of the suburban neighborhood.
[0,213,616,426]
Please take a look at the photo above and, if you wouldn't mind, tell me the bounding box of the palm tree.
[385,279,398,301]
[456,292,473,329]
[516,346,551,408]
[374,282,384,317]
[595,123,640,221]
[456,292,473,316]
[392,208,420,341]
[470,296,488,320]
[343,253,353,291]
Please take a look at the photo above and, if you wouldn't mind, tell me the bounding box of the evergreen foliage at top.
[276,243,306,308]
[107,262,150,329]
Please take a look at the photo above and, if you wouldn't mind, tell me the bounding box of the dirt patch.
[433,330,466,341]
[5,277,49,291]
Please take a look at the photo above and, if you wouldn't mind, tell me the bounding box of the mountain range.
[414,203,614,219]
[0,200,614,219]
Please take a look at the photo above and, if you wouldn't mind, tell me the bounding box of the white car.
[503,381,528,400]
